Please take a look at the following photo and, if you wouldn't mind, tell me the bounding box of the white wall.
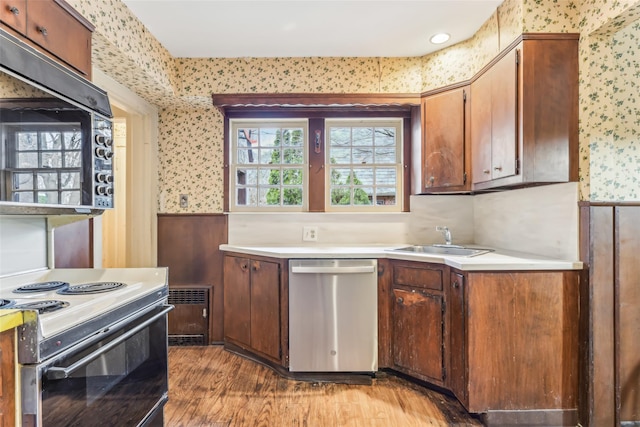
[473,183,579,260]
[227,183,579,260]
[228,212,410,246]
[0,217,48,277]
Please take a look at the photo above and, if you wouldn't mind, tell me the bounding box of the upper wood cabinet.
[0,0,27,35]
[470,49,518,185]
[470,34,579,191]
[421,85,471,193]
[0,0,93,77]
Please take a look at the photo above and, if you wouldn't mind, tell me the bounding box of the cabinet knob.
[494,166,502,171]
[397,297,403,304]
[8,6,20,15]
[453,281,459,289]
[483,169,491,174]
[37,26,48,36]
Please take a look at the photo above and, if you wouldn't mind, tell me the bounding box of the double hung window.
[229,117,404,212]
[326,119,401,211]
[231,121,307,211]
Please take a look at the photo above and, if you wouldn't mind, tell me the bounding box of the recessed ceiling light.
[430,33,450,44]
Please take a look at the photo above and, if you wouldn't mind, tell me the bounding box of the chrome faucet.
[436,226,452,245]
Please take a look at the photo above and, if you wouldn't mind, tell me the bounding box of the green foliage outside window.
[329,159,371,206]
[266,129,303,205]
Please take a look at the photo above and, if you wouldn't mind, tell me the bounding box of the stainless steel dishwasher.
[288,259,378,372]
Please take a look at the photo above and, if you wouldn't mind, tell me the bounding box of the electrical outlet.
[303,226,318,242]
[179,194,188,208]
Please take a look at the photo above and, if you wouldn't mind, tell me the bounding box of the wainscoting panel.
[158,214,227,343]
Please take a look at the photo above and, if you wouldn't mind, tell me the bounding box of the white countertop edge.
[219,244,583,271]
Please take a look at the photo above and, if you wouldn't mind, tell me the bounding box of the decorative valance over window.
[211,93,420,116]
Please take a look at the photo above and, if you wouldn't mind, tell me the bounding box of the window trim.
[217,94,418,213]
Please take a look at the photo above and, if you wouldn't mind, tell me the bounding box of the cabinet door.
[392,288,445,383]
[471,47,518,184]
[490,48,518,180]
[0,0,27,35]
[223,256,251,347]
[249,259,281,361]
[0,329,16,427]
[422,87,468,192]
[470,70,493,184]
[26,0,92,76]
[448,272,467,407]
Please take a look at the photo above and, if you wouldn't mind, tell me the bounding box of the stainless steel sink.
[390,245,493,257]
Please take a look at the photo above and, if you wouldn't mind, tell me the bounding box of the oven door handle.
[45,305,173,381]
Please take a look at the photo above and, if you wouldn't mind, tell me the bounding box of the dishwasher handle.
[291,265,375,274]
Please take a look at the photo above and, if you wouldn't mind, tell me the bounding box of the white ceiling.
[121,0,503,58]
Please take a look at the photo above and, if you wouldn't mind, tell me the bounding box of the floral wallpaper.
[522,0,579,32]
[0,74,48,97]
[65,0,178,107]
[56,0,640,211]
[158,108,225,212]
[178,57,422,97]
[581,3,640,201]
[421,0,522,91]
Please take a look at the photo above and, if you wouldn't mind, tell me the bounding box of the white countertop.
[219,244,583,271]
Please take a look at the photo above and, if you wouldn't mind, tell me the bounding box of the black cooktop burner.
[14,300,69,313]
[57,282,126,295]
[0,299,16,309]
[14,281,70,293]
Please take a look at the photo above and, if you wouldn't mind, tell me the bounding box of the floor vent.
[169,334,206,346]
[169,288,207,305]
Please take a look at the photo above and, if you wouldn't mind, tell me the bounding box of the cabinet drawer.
[0,0,27,35]
[393,265,443,291]
[26,0,91,76]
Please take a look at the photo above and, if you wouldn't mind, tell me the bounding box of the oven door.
[22,305,172,427]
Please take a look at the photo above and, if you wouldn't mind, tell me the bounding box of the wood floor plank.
[165,346,481,426]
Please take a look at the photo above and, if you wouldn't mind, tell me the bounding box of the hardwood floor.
[165,346,482,426]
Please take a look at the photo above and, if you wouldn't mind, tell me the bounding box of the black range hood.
[0,28,112,118]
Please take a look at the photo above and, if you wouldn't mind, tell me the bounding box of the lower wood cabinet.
[390,261,446,385]
[0,328,16,427]
[221,253,580,424]
[387,259,580,424]
[223,254,283,364]
[448,271,467,405]
[451,270,580,424]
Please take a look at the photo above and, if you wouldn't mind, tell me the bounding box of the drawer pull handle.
[8,6,20,15]
[37,26,48,36]
[494,166,502,171]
